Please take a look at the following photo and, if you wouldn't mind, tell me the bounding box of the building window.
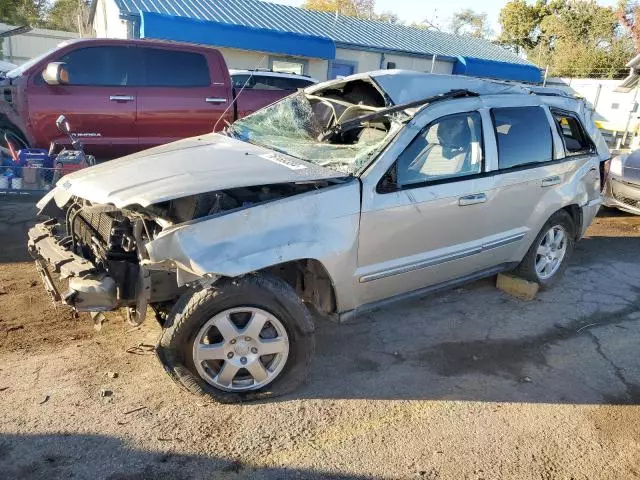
[269,57,307,75]
[328,60,357,79]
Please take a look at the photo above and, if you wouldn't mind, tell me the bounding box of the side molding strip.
[359,233,525,283]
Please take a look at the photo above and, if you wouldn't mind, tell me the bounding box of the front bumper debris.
[28,220,118,311]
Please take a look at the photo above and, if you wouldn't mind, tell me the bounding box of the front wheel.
[156,273,315,403]
[513,210,575,288]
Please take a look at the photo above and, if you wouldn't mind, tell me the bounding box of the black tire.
[156,273,315,403]
[513,210,576,288]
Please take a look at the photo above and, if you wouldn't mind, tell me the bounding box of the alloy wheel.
[192,307,289,392]
[535,224,568,280]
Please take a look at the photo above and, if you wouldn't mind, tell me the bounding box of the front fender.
[146,180,362,311]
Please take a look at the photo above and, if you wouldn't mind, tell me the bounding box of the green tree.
[302,0,375,19]
[46,0,90,33]
[499,0,635,78]
[449,9,491,39]
[0,0,47,27]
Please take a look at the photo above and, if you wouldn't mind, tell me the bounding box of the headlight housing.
[609,155,626,177]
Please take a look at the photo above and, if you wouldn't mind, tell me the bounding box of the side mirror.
[42,62,69,86]
[56,115,71,135]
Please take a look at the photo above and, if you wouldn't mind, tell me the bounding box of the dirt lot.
[1,198,640,480]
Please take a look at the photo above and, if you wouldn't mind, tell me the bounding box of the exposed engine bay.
[28,178,340,325]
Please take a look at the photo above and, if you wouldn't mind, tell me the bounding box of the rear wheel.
[156,273,315,403]
[514,210,575,288]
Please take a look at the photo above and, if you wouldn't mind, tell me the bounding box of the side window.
[140,48,211,87]
[57,46,137,86]
[551,111,592,155]
[492,106,553,169]
[231,75,254,89]
[394,111,483,187]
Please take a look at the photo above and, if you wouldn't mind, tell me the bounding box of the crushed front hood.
[57,133,345,207]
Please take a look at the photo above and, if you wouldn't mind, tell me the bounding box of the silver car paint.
[356,95,601,307]
[55,134,345,208]
[39,71,604,317]
[603,150,640,215]
[144,93,602,314]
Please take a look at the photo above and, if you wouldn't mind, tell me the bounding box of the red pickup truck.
[0,38,315,159]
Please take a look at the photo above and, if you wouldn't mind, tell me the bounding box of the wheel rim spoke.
[216,361,240,387]
[215,314,238,342]
[536,256,548,273]
[537,244,548,256]
[245,360,269,383]
[242,311,269,340]
[193,307,290,393]
[194,343,226,363]
[258,337,287,356]
[555,228,565,247]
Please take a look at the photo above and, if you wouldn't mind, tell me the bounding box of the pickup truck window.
[231,74,314,91]
[58,46,137,86]
[140,48,211,87]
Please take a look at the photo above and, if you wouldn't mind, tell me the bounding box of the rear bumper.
[603,176,640,215]
[28,220,118,311]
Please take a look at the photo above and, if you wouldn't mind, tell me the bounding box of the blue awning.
[140,11,336,60]
[453,56,542,83]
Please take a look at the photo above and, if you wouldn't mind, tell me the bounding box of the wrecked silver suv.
[29,71,608,402]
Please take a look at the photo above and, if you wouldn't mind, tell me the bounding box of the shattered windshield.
[228,93,400,174]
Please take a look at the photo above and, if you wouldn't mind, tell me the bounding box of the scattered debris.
[106,371,118,379]
[91,312,106,331]
[126,343,155,355]
[125,326,142,334]
[39,395,50,404]
[577,323,598,333]
[100,388,113,398]
[123,406,147,415]
[7,325,24,333]
[29,280,37,287]
[520,376,533,384]
[0,387,8,392]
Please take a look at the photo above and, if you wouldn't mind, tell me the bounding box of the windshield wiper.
[318,89,479,142]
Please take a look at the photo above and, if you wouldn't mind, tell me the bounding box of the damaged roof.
[103,0,532,66]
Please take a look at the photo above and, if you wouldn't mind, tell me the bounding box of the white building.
[89,0,541,83]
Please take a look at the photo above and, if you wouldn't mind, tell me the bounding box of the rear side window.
[492,106,553,169]
[57,46,138,86]
[140,48,210,87]
[250,75,313,91]
[551,111,592,155]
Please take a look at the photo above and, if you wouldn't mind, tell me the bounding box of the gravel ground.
[1,199,640,480]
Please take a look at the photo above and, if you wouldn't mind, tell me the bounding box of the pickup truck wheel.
[513,210,575,288]
[156,273,315,403]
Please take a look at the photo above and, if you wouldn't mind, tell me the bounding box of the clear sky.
[269,0,621,34]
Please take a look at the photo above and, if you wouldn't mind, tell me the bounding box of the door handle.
[109,95,135,101]
[205,97,227,104]
[458,193,487,206]
[541,175,561,187]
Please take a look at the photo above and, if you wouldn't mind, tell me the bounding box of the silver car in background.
[603,151,640,215]
[29,71,608,403]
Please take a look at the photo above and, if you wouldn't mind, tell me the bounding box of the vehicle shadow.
[287,234,640,405]
[0,433,373,480]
